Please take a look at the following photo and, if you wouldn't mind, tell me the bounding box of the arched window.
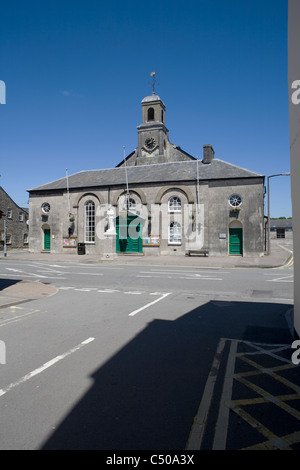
[85,200,95,242]
[168,196,182,212]
[168,221,182,244]
[147,107,154,121]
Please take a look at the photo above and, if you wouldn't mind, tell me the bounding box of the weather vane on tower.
[150,71,156,95]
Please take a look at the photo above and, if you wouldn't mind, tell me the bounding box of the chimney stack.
[203,144,215,164]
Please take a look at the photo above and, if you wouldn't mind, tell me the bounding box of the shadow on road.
[0,278,21,292]
[41,300,294,450]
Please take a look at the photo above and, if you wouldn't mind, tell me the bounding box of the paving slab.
[0,280,57,308]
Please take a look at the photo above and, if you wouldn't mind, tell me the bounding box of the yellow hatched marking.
[231,406,292,450]
[227,342,300,449]
[243,430,300,450]
[234,393,300,407]
[235,375,300,421]
[237,355,300,394]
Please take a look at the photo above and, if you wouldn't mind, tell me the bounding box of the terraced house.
[28,90,265,258]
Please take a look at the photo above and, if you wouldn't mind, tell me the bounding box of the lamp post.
[3,219,6,257]
[267,172,291,255]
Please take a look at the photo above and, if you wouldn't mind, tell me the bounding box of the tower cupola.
[137,73,169,163]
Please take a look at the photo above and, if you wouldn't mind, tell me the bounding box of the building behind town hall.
[0,186,29,249]
[28,89,265,257]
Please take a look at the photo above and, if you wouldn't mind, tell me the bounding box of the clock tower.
[136,90,169,165]
[115,73,196,168]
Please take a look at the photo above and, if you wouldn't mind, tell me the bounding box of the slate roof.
[28,159,264,193]
[270,219,293,229]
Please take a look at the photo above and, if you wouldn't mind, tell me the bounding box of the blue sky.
[0,0,291,218]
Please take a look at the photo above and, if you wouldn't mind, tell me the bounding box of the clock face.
[144,137,156,150]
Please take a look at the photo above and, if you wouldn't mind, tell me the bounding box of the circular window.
[41,202,51,214]
[124,198,136,210]
[229,195,242,208]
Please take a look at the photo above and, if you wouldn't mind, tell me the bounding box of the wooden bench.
[185,248,209,257]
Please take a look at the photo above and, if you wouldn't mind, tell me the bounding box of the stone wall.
[28,177,265,257]
[0,187,29,249]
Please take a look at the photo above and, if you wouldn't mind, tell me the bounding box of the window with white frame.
[168,196,182,212]
[7,209,12,219]
[229,194,242,208]
[23,233,28,244]
[168,221,182,244]
[19,213,24,222]
[85,200,95,242]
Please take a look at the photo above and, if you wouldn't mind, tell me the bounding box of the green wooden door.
[116,214,143,253]
[229,228,243,255]
[44,229,51,251]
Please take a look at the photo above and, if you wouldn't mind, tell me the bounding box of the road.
[0,259,294,450]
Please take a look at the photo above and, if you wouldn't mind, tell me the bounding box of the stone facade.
[0,186,29,249]
[28,92,265,257]
[270,219,293,239]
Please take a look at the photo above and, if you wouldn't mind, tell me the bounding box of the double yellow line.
[279,244,294,267]
[285,255,294,267]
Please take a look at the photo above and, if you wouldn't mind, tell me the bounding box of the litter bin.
[77,242,86,255]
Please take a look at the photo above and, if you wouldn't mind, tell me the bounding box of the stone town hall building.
[28,90,265,257]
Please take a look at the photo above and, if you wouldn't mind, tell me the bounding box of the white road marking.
[36,269,65,274]
[74,288,98,292]
[68,265,124,270]
[0,337,95,398]
[76,273,104,276]
[264,272,292,275]
[183,276,223,281]
[97,289,120,293]
[136,274,223,281]
[58,286,75,290]
[128,292,171,317]
[186,338,227,450]
[6,267,51,279]
[124,291,144,295]
[213,340,238,450]
[140,270,230,274]
[266,275,293,283]
[5,268,23,273]
[1,272,66,280]
[0,309,42,327]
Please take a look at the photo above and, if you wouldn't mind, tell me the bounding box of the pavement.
[0,239,298,451]
[0,238,294,268]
